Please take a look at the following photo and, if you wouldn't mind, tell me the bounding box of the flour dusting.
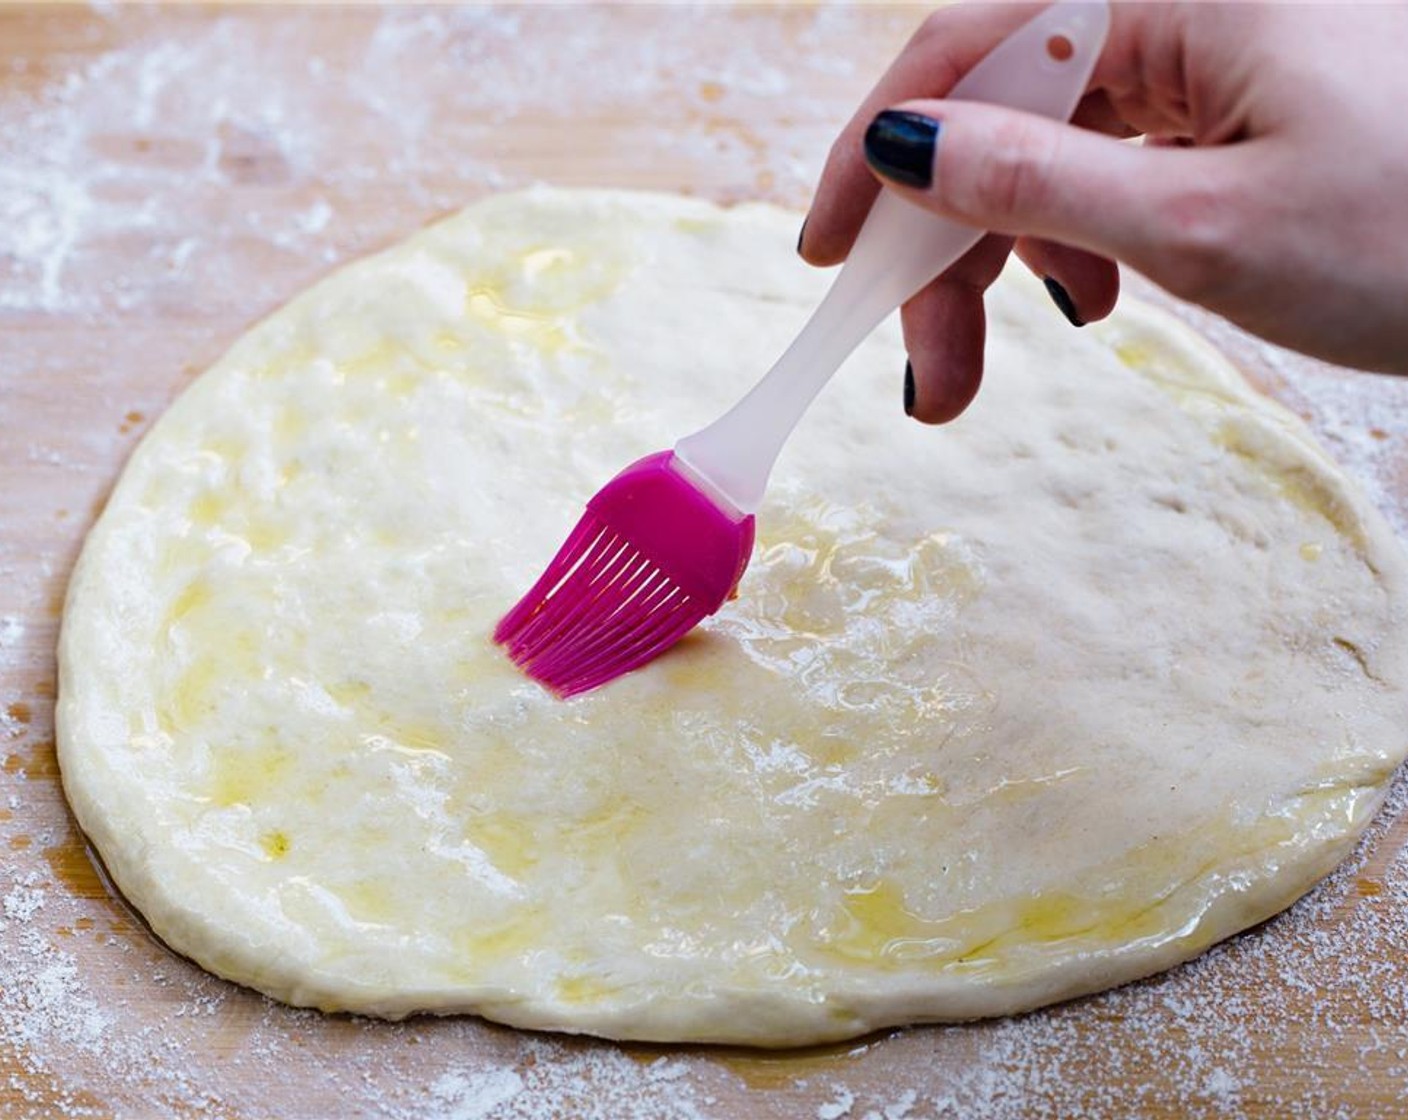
[4,4,1408,1119]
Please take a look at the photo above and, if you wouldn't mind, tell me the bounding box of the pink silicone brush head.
[494,451,755,697]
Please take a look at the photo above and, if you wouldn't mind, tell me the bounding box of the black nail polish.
[865,110,940,190]
[1043,276,1085,327]
[796,217,808,256]
[904,359,916,416]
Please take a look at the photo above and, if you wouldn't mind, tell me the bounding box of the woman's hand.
[800,2,1408,422]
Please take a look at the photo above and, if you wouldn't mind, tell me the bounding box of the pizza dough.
[57,188,1408,1046]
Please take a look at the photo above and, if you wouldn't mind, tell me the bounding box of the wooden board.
[4,5,1408,1117]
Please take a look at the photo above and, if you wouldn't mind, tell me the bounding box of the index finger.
[800,2,1043,266]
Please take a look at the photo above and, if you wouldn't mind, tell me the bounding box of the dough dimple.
[57,188,1408,1046]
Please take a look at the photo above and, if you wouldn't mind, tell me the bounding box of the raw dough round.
[58,188,1408,1046]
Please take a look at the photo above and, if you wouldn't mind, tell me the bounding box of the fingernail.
[904,359,916,416]
[865,110,940,190]
[796,216,808,257]
[1043,276,1085,327]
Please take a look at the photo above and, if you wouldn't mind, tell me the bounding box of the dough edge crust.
[56,187,1408,1046]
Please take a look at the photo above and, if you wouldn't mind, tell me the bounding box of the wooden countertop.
[3,4,1408,1117]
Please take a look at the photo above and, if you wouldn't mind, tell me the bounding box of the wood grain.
[3,5,1408,1118]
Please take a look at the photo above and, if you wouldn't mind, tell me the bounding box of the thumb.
[863,102,1245,293]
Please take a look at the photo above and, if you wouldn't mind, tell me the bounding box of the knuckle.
[1154,183,1245,302]
[960,115,1059,223]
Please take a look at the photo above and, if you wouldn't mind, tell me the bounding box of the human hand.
[799,2,1408,423]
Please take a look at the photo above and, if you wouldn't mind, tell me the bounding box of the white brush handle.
[675,0,1111,514]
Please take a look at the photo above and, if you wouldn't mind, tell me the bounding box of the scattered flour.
[818,1085,856,1119]
[428,1068,525,1120]
[3,4,1408,1119]
[3,877,46,924]
[0,616,24,650]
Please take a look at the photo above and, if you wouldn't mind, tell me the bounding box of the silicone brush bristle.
[495,451,756,697]
[495,519,707,697]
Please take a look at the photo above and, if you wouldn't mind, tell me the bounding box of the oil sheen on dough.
[57,189,1408,1046]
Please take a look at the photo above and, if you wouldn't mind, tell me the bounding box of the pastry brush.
[496,0,1110,697]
